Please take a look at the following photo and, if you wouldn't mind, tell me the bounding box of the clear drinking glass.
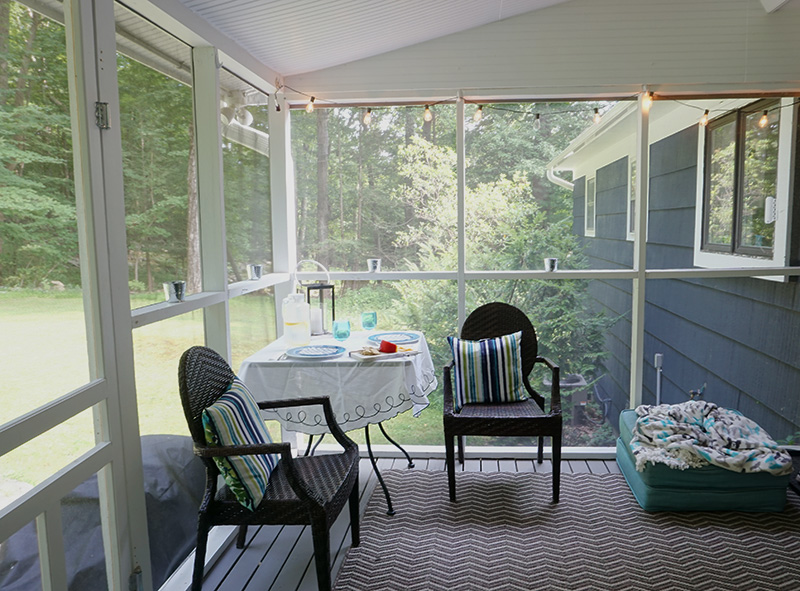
[361,311,377,331]
[333,320,351,341]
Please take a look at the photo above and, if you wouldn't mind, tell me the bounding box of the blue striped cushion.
[448,331,526,412]
[202,378,277,511]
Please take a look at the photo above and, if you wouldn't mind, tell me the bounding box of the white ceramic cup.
[163,280,186,303]
[248,264,263,280]
[367,258,381,272]
[544,257,558,272]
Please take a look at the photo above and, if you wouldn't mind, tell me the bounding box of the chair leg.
[551,434,561,503]
[310,513,332,591]
[445,434,457,502]
[457,435,465,465]
[192,517,210,591]
[349,478,360,548]
[236,524,248,549]
[537,435,544,464]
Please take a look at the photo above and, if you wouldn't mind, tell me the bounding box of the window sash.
[702,100,778,258]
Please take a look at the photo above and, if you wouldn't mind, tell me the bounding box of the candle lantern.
[294,260,335,336]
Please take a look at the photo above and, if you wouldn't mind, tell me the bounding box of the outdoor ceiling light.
[220,106,235,126]
[473,105,483,122]
[235,107,254,127]
[306,96,316,113]
[699,110,710,126]
[593,108,601,124]
[759,110,769,128]
[363,108,372,126]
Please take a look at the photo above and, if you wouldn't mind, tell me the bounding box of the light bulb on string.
[306,96,315,113]
[643,92,653,111]
[533,113,541,131]
[699,110,709,126]
[473,105,483,123]
[593,108,601,124]
[759,110,769,128]
[424,105,433,122]
[363,108,372,126]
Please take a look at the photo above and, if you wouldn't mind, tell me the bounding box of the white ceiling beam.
[122,0,282,92]
[761,0,790,12]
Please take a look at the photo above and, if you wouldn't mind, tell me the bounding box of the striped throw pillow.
[448,331,527,412]
[202,378,278,511]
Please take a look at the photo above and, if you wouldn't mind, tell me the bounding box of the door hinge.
[95,102,110,130]
[128,565,143,591]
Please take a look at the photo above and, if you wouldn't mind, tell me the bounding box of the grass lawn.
[1,286,612,493]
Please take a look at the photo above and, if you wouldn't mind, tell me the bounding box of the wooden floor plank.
[514,459,536,473]
[481,459,500,472]
[569,460,591,473]
[605,460,621,474]
[498,459,517,473]
[534,460,553,473]
[243,525,306,591]
[260,526,312,591]
[203,525,275,590]
[462,459,481,472]
[427,458,445,471]
[586,460,609,474]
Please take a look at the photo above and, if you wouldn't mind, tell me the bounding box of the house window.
[585,176,596,237]
[694,97,796,274]
[702,99,779,257]
[627,158,636,239]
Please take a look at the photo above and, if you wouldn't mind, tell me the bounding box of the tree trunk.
[186,122,201,293]
[316,109,330,264]
[14,10,39,109]
[356,126,363,242]
[404,109,415,223]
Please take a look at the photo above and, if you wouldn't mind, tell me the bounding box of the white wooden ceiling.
[177,0,575,76]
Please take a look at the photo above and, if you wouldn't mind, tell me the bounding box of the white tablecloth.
[238,331,437,435]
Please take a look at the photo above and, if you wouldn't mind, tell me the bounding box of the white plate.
[285,345,346,360]
[349,350,420,361]
[367,331,420,345]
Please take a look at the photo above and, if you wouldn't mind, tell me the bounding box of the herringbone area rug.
[333,470,800,591]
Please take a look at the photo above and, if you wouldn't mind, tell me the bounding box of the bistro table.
[238,330,437,514]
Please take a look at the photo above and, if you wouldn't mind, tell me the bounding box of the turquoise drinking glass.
[361,311,377,331]
[333,319,351,341]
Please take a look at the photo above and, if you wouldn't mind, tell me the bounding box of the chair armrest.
[257,396,357,453]
[442,361,455,416]
[193,442,291,459]
[536,356,561,413]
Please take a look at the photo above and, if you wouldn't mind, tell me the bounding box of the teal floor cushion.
[616,409,790,512]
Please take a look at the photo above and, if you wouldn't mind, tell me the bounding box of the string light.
[533,113,541,131]
[306,96,316,113]
[699,109,710,126]
[642,92,653,111]
[363,108,372,126]
[424,105,433,122]
[593,108,601,124]
[473,105,483,122]
[759,110,769,128]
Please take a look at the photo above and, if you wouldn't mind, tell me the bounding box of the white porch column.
[629,91,651,408]
[192,46,231,360]
[269,92,298,332]
[66,0,152,588]
[456,94,466,329]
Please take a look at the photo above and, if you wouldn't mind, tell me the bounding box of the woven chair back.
[178,346,236,445]
[460,302,538,377]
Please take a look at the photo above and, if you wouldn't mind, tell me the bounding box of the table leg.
[303,433,326,456]
[365,425,395,516]
[378,422,415,468]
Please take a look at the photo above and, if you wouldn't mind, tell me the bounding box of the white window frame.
[585,175,597,237]
[693,97,797,279]
[627,157,636,241]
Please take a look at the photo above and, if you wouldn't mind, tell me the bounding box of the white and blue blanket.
[630,400,793,475]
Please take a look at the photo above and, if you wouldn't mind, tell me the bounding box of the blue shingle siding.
[574,124,800,442]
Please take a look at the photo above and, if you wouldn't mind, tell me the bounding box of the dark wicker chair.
[178,346,360,591]
[443,302,562,502]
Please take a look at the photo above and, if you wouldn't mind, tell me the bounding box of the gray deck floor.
[199,456,620,591]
